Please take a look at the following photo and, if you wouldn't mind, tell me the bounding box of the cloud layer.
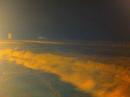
[0,49,130,97]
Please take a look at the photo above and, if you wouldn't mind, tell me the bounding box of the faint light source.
[8,32,13,40]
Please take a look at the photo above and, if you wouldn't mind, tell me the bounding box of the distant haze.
[0,0,129,41]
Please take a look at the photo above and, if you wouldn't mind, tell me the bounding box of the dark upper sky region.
[0,0,129,41]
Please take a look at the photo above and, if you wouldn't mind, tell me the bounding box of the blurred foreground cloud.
[0,49,130,97]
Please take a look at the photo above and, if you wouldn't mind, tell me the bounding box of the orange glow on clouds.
[0,49,130,97]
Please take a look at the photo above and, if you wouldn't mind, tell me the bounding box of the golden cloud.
[0,49,130,97]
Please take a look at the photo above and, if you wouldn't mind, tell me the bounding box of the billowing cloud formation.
[0,49,130,97]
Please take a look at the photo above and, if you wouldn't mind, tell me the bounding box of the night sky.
[0,0,129,41]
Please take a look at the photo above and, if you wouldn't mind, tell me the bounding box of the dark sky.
[0,0,130,41]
